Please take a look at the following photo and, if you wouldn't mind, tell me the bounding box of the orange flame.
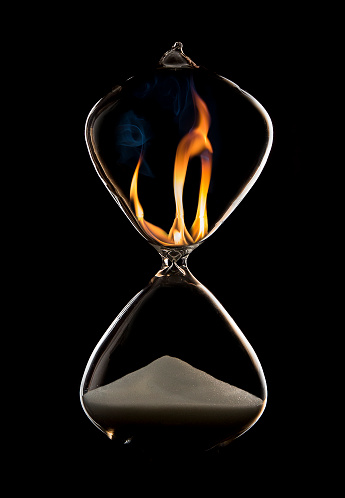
[130,85,212,246]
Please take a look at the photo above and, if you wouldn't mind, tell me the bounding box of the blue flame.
[115,111,153,177]
[116,76,196,177]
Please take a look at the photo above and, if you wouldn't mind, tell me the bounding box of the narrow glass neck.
[155,248,194,280]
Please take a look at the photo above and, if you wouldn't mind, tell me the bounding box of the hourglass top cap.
[159,42,199,69]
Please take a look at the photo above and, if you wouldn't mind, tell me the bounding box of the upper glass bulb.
[85,42,273,251]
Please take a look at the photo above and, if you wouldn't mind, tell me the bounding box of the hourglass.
[80,42,273,454]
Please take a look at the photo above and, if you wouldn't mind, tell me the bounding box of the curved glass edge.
[84,87,158,244]
[204,75,274,239]
[79,287,147,433]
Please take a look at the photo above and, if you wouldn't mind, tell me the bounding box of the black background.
[15,2,331,493]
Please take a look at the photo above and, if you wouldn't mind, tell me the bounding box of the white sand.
[83,356,264,427]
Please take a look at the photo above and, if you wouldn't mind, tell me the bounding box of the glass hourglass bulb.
[80,42,273,454]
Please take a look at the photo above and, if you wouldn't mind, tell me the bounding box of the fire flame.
[130,85,212,246]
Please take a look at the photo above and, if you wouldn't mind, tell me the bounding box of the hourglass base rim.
[82,403,265,455]
[96,420,261,455]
